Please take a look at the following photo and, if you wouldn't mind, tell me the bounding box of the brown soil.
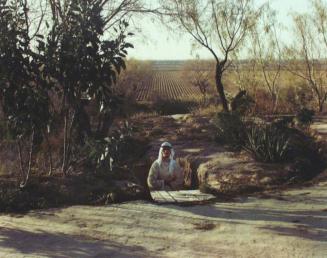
[134,112,325,196]
[0,114,326,257]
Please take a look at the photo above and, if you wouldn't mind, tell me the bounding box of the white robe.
[147,159,184,190]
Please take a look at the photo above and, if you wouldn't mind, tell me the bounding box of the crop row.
[135,71,201,101]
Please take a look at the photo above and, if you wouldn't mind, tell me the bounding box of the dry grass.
[192,103,221,117]
[224,69,323,113]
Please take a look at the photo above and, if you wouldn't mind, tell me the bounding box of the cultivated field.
[135,71,201,101]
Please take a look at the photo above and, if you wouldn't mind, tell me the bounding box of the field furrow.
[136,71,202,101]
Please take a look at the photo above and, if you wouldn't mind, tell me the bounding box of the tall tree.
[46,0,133,174]
[160,0,261,111]
[0,0,50,186]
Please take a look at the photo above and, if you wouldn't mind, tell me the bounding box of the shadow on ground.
[0,227,157,258]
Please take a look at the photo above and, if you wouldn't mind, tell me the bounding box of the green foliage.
[0,0,135,183]
[46,0,133,139]
[242,118,324,178]
[213,111,246,149]
[89,121,133,171]
[0,0,50,140]
[83,121,148,172]
[213,110,323,178]
[244,123,290,163]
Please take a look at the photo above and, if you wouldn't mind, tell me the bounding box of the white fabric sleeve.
[147,161,165,190]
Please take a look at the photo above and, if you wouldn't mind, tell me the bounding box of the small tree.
[285,12,327,112]
[160,0,262,111]
[250,4,282,113]
[182,57,214,104]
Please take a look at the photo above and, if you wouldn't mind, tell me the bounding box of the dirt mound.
[197,151,298,196]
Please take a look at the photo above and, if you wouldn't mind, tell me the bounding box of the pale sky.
[128,0,311,60]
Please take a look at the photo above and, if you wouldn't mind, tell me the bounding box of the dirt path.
[0,183,326,258]
[0,117,326,258]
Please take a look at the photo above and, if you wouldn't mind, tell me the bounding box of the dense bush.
[0,174,125,212]
[213,111,246,149]
[286,128,324,174]
[83,121,149,172]
[230,90,255,115]
[295,108,315,127]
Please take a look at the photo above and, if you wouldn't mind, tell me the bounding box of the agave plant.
[244,123,290,163]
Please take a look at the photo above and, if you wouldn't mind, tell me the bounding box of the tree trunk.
[61,111,68,175]
[44,131,53,176]
[215,64,229,112]
[17,139,25,181]
[19,129,35,188]
[272,92,278,114]
[318,99,324,113]
[98,114,114,139]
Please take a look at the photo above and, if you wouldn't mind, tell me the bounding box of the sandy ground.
[0,182,326,258]
[0,117,326,258]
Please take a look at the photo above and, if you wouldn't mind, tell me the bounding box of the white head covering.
[157,141,175,174]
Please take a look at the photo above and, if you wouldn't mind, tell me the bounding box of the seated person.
[147,142,184,191]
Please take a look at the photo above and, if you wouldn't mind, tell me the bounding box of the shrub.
[230,90,255,115]
[252,89,274,114]
[83,121,149,173]
[244,123,290,163]
[286,127,324,179]
[213,111,246,149]
[281,85,315,113]
[213,108,324,179]
[243,118,324,178]
[295,108,315,127]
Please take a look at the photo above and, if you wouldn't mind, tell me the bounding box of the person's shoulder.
[151,160,160,168]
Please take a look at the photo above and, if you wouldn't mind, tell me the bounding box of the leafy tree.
[46,0,133,174]
[0,0,135,182]
[0,0,51,186]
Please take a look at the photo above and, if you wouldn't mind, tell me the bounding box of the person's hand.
[165,175,176,184]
